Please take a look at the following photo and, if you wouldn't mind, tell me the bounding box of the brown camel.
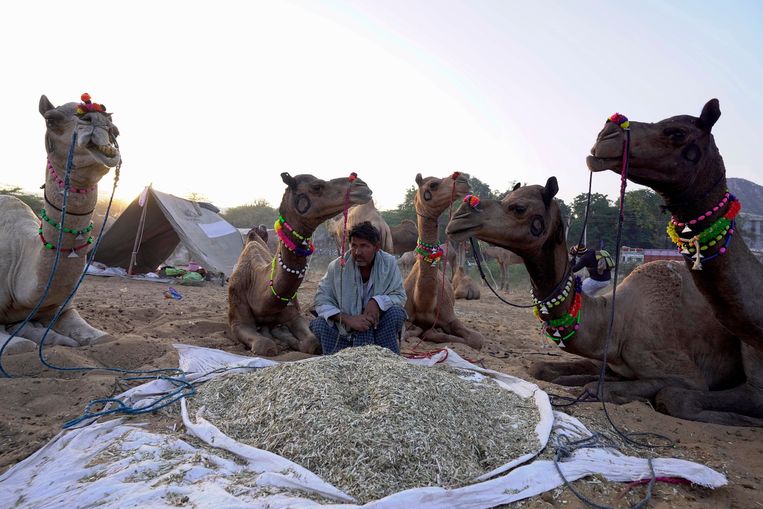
[452,266,481,300]
[480,244,523,291]
[245,224,269,244]
[328,200,393,255]
[228,173,372,356]
[403,173,484,350]
[389,219,418,255]
[587,100,763,423]
[1,94,120,354]
[447,178,762,426]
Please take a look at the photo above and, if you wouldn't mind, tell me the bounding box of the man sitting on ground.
[311,221,407,354]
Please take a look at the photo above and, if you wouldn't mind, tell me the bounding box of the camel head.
[586,99,724,207]
[447,177,565,258]
[278,172,372,231]
[414,172,471,219]
[39,94,121,187]
[246,224,269,244]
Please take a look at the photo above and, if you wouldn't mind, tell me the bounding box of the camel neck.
[664,171,728,223]
[416,213,440,245]
[269,244,310,305]
[39,173,97,253]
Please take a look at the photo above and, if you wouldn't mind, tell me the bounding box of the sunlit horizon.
[2,1,761,213]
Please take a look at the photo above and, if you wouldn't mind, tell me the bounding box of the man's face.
[350,237,380,267]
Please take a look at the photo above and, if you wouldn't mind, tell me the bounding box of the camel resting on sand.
[228,173,372,356]
[1,94,120,355]
[404,173,484,350]
[452,266,480,300]
[447,177,761,426]
[587,100,763,424]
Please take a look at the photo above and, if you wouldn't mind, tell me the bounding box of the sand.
[0,270,760,508]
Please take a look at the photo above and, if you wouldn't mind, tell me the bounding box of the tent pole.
[128,186,151,275]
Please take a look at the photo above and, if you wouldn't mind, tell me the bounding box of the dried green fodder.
[190,346,541,502]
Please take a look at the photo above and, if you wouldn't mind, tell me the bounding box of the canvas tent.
[94,187,244,278]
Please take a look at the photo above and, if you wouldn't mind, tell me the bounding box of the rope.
[575,170,594,248]
[469,238,535,308]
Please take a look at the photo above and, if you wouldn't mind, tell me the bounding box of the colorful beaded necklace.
[666,193,741,270]
[415,238,443,266]
[38,221,94,257]
[274,214,315,257]
[39,208,94,237]
[47,159,97,194]
[268,255,298,302]
[531,269,575,315]
[533,276,583,347]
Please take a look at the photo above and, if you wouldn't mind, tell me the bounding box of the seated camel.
[228,173,372,356]
[447,177,761,426]
[404,173,484,350]
[390,219,418,255]
[452,266,480,300]
[587,100,763,423]
[1,94,121,354]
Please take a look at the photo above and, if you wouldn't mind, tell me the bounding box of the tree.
[567,193,617,250]
[221,199,277,228]
[380,186,417,226]
[614,189,669,248]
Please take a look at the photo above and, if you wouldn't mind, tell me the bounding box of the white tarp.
[0,347,726,508]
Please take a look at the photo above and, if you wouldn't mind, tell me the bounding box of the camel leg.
[284,316,321,354]
[435,318,484,350]
[655,383,763,427]
[48,308,112,346]
[404,324,424,340]
[10,322,79,347]
[230,322,278,356]
[0,327,37,354]
[584,378,699,406]
[500,263,507,291]
[530,359,604,386]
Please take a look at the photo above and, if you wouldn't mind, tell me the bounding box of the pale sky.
[2,0,761,211]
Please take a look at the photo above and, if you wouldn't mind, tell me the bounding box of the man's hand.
[339,314,373,332]
[363,299,381,328]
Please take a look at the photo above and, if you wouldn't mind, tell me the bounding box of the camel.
[447,178,762,426]
[480,244,523,291]
[397,250,417,275]
[587,99,763,423]
[246,224,269,244]
[228,173,372,356]
[389,219,418,255]
[328,200,393,255]
[452,266,480,300]
[0,94,121,355]
[403,173,484,350]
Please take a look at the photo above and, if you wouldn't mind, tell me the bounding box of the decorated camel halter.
[532,273,583,347]
[666,191,741,270]
[414,172,463,268]
[270,213,313,302]
[48,159,97,194]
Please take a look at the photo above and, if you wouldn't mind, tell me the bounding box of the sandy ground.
[0,269,761,509]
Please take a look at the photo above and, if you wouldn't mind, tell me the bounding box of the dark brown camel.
[228,173,372,356]
[390,219,418,255]
[587,100,763,424]
[447,177,761,426]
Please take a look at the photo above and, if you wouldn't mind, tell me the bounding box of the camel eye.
[664,128,686,143]
[310,183,324,193]
[507,204,526,215]
[429,182,439,190]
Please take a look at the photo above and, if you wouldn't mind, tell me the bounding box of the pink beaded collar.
[48,159,97,194]
[670,190,730,230]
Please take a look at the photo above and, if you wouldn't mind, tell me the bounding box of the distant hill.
[728,178,763,216]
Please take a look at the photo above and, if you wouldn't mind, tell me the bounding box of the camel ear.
[39,95,55,116]
[698,99,720,132]
[541,177,559,208]
[281,172,297,188]
[415,173,423,186]
[512,182,521,191]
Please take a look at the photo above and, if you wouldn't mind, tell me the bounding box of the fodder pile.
[191,346,540,502]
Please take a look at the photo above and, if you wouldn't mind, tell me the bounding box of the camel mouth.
[349,186,373,204]
[586,155,621,174]
[88,142,121,167]
[446,220,481,241]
